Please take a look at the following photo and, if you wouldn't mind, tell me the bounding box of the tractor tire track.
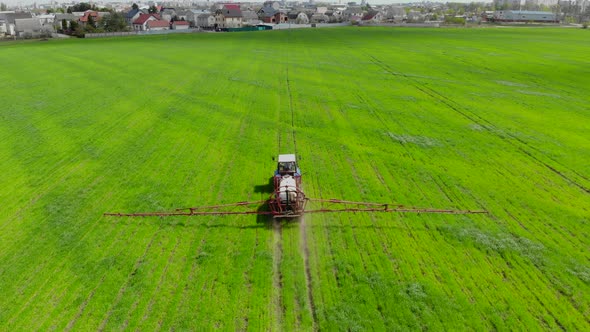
[299,215,318,330]
[4,187,123,329]
[98,225,162,331]
[272,219,285,329]
[134,237,181,329]
[283,46,318,329]
[368,55,590,195]
[285,67,297,154]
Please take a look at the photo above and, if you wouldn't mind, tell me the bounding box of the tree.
[99,12,129,32]
[0,2,7,11]
[61,18,67,31]
[148,5,158,14]
[67,2,92,13]
[87,14,96,29]
[132,3,139,10]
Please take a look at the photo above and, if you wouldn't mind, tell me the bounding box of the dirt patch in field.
[385,133,440,147]
[495,80,528,87]
[516,90,561,98]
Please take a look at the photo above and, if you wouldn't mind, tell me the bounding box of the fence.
[85,28,202,39]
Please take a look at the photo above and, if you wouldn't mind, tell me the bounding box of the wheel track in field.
[97,224,163,331]
[282,43,318,329]
[3,183,125,329]
[299,215,318,329]
[367,54,590,195]
[272,219,285,328]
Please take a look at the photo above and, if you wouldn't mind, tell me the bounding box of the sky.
[2,0,493,8]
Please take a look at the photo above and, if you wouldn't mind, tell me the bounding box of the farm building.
[493,10,558,23]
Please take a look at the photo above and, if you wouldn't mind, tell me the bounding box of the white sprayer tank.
[279,175,297,202]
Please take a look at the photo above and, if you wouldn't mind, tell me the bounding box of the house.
[14,18,42,37]
[258,7,287,23]
[342,6,363,20]
[384,6,404,22]
[78,11,108,27]
[316,6,328,14]
[215,4,243,29]
[175,10,189,21]
[493,10,558,23]
[172,20,189,29]
[361,11,383,23]
[406,10,425,22]
[325,10,342,23]
[310,13,329,23]
[271,12,288,23]
[0,12,33,36]
[187,9,210,26]
[0,18,6,34]
[241,10,260,25]
[133,13,161,31]
[53,13,77,30]
[146,20,169,31]
[197,13,215,28]
[160,8,176,22]
[125,8,142,24]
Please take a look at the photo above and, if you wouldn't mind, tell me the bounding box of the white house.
[187,9,210,25]
[15,18,42,37]
[197,13,215,28]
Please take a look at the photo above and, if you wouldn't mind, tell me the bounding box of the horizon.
[2,0,494,8]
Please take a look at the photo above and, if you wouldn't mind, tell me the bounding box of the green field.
[1,27,589,330]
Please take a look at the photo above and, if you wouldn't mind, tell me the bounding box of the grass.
[1,26,589,330]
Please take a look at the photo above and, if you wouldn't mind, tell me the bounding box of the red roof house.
[172,20,190,29]
[132,13,161,31]
[147,20,170,30]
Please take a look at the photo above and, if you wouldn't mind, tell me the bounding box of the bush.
[444,16,466,25]
[583,23,588,29]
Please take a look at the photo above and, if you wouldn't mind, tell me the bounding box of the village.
[0,0,588,38]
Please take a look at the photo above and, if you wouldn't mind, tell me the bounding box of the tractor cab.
[276,154,300,176]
